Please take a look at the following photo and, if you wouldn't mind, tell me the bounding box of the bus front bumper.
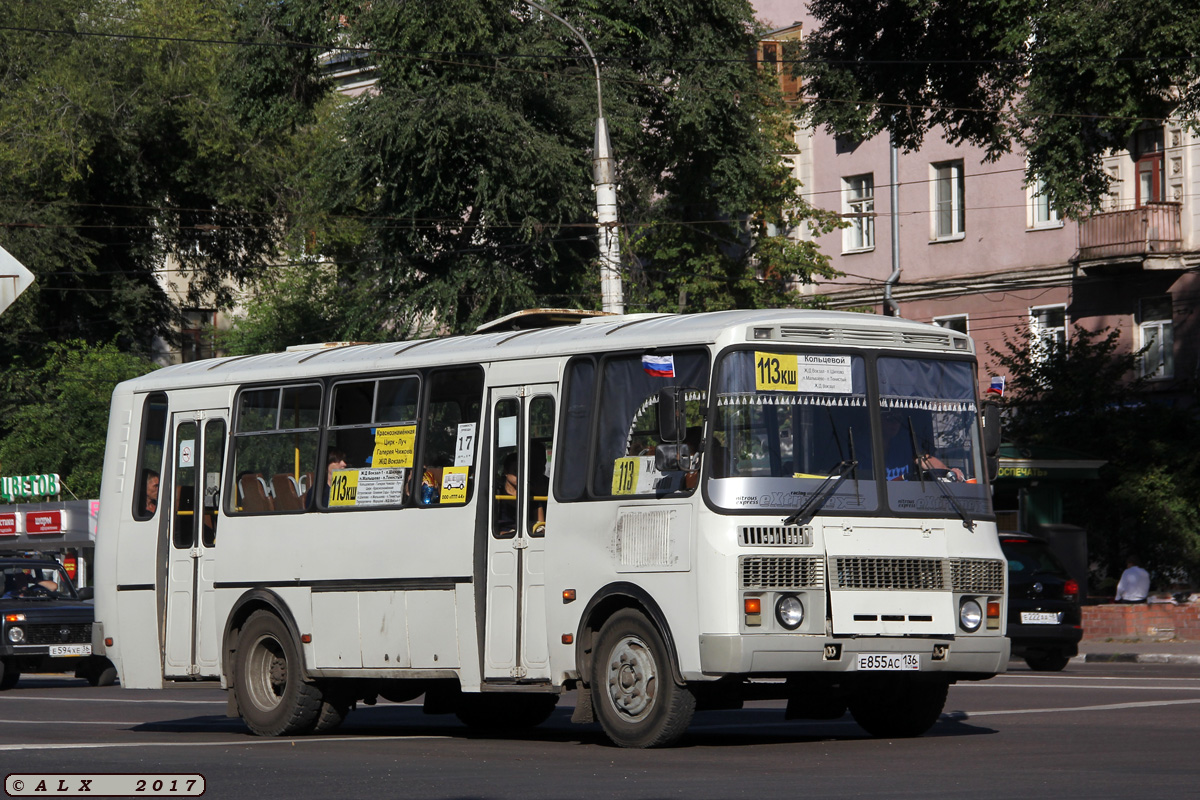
[698,634,1010,677]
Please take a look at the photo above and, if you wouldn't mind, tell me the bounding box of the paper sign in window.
[755,352,852,394]
[372,425,415,469]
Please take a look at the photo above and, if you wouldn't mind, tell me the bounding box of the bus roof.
[121,309,972,393]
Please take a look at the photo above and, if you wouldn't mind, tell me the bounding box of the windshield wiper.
[924,467,976,531]
[783,459,858,528]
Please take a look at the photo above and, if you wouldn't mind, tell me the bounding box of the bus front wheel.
[590,609,695,748]
[234,611,323,736]
[847,677,948,738]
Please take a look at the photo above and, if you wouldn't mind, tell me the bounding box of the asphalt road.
[2,661,1198,799]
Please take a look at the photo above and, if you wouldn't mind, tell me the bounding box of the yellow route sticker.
[754,352,799,391]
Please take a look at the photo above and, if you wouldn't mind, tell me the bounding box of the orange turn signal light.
[744,598,762,615]
[562,634,573,645]
[105,637,114,647]
[987,601,1001,618]
[562,589,576,603]
[300,633,312,644]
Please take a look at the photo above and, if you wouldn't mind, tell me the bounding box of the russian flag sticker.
[642,354,675,378]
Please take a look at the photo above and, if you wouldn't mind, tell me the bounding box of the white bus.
[93,309,1007,748]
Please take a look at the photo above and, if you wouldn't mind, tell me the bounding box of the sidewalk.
[1074,637,1200,665]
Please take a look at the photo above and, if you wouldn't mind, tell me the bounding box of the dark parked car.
[0,556,116,689]
[999,534,1083,671]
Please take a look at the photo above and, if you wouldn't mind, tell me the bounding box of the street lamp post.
[524,2,623,314]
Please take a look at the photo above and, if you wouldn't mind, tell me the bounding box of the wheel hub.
[606,635,657,720]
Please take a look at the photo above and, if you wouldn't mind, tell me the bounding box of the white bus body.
[93,310,1008,747]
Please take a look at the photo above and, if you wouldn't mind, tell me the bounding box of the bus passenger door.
[163,411,227,678]
[483,385,557,682]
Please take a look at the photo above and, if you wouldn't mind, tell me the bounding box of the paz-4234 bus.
[93,309,1006,748]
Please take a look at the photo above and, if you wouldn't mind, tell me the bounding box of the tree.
[0,0,333,362]
[0,341,158,499]
[296,0,841,336]
[800,0,1200,216]
[988,324,1200,587]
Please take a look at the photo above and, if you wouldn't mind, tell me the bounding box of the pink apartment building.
[758,9,1197,409]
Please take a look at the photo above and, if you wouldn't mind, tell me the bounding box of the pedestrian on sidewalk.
[1115,556,1150,603]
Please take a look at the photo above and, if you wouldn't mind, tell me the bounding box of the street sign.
[0,243,34,315]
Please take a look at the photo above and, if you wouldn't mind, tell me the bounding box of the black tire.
[454,693,558,731]
[1025,652,1071,672]
[590,608,695,748]
[847,677,948,738]
[87,661,119,687]
[0,660,19,691]
[311,695,352,734]
[234,611,323,736]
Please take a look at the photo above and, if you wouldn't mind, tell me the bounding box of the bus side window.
[230,384,321,514]
[419,367,484,507]
[133,393,168,521]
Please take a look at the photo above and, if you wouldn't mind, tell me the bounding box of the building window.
[1030,305,1067,360]
[1029,176,1061,228]
[842,174,875,252]
[933,315,968,335]
[181,309,216,363]
[1139,296,1174,380]
[1134,128,1165,208]
[932,161,965,239]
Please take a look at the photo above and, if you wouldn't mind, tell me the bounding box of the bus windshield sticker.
[755,352,853,394]
[439,466,469,504]
[372,425,415,469]
[454,422,477,467]
[328,468,358,506]
[612,456,659,495]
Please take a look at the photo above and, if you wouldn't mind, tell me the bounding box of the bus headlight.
[775,595,804,630]
[959,598,983,633]
[8,626,25,644]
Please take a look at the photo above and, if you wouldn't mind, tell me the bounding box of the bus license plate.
[857,653,919,671]
[1020,611,1061,624]
[48,645,91,657]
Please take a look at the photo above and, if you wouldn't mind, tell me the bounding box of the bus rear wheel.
[847,677,948,738]
[235,611,323,736]
[590,609,695,748]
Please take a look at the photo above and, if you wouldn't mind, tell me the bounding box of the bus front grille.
[831,557,945,590]
[950,558,1005,594]
[740,556,824,589]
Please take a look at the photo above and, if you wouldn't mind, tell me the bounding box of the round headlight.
[959,598,983,632]
[775,595,804,630]
[8,626,24,644]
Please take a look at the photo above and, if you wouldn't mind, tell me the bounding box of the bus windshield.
[707,350,991,519]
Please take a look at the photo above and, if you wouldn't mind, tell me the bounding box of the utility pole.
[524,1,623,314]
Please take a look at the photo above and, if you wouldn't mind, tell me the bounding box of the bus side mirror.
[658,386,686,443]
[982,397,1002,480]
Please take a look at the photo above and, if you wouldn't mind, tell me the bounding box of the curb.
[1075,653,1200,665]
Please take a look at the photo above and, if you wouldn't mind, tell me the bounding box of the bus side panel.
[96,386,164,689]
[545,499,704,683]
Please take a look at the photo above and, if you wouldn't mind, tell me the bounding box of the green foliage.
[0,341,158,498]
[988,324,1200,586]
[801,0,1200,216]
[299,0,842,334]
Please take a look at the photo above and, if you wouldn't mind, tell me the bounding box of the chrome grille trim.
[950,558,1005,594]
[739,525,811,547]
[740,556,825,590]
[831,557,946,590]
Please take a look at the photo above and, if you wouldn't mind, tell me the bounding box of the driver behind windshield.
[881,410,963,481]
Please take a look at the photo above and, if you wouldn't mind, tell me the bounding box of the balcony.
[1077,202,1182,268]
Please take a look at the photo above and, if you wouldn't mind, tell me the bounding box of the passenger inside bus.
[143,469,160,515]
[308,450,348,507]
